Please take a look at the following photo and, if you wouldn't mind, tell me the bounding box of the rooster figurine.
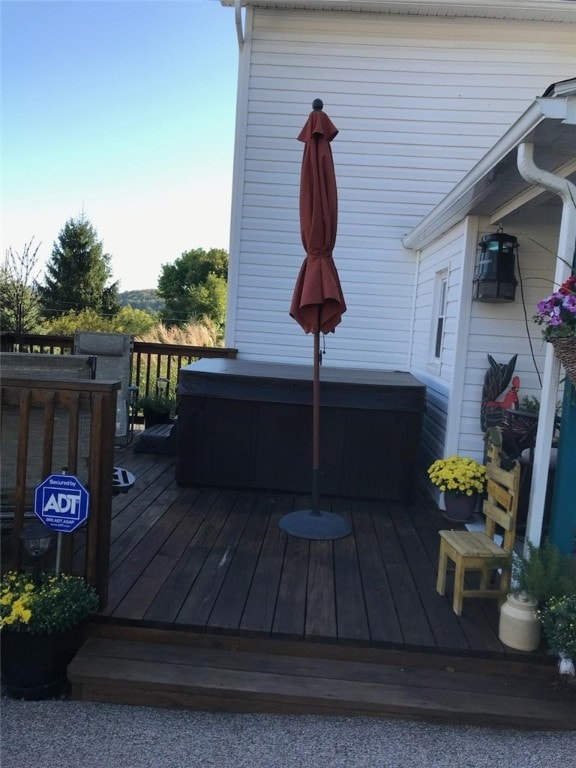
[484,375,520,411]
[480,354,518,432]
[482,373,520,458]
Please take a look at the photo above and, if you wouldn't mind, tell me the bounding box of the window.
[433,272,448,360]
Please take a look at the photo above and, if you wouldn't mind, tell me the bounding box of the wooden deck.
[94,441,535,660]
[101,449,446,646]
[65,440,576,728]
[6,436,573,725]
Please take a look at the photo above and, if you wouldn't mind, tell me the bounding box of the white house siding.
[410,204,562,494]
[227,7,575,370]
[411,221,469,485]
[457,208,562,457]
[412,206,562,468]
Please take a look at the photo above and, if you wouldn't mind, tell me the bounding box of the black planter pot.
[443,491,478,523]
[143,409,172,428]
[1,629,80,700]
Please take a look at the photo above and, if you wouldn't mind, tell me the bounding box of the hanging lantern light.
[473,229,518,302]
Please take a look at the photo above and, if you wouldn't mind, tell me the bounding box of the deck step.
[133,423,176,455]
[68,637,576,729]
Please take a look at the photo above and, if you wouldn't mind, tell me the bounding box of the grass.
[136,320,220,347]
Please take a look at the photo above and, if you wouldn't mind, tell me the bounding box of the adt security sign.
[34,474,90,533]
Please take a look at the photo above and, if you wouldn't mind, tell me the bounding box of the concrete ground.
[1,698,575,768]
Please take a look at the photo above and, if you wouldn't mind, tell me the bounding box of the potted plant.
[427,455,486,522]
[538,594,576,680]
[0,570,99,699]
[534,272,576,386]
[138,392,176,428]
[512,540,576,605]
[499,540,576,653]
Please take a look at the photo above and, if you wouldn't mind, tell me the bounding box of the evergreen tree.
[0,240,43,340]
[38,215,120,318]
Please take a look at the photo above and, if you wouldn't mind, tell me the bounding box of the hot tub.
[176,359,425,502]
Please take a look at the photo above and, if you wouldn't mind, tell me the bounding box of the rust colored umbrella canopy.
[289,105,346,333]
[281,101,351,541]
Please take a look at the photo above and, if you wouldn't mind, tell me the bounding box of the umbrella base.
[278,509,351,540]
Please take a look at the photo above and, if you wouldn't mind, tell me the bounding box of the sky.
[1,0,239,291]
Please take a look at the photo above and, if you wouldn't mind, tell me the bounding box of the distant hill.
[119,289,164,313]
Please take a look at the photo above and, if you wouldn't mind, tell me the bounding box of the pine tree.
[38,215,120,318]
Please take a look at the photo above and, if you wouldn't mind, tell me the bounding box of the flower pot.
[498,593,541,652]
[443,491,477,522]
[550,336,576,388]
[143,409,172,428]
[1,628,80,700]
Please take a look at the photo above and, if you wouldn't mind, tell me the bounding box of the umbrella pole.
[277,317,351,540]
[280,103,350,540]
[312,329,320,516]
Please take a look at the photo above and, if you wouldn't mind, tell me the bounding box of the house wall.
[459,209,562,454]
[410,219,467,476]
[411,206,561,506]
[416,208,561,478]
[226,8,575,371]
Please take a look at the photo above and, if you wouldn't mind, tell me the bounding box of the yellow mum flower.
[427,455,486,495]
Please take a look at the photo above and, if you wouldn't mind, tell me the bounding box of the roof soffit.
[403,89,576,250]
[222,0,576,23]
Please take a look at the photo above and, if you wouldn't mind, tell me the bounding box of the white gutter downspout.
[235,0,244,47]
[517,142,576,548]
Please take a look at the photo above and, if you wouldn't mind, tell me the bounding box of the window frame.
[430,269,448,367]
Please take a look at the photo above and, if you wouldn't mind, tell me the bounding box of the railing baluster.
[12,390,32,569]
[41,393,56,478]
[65,391,81,476]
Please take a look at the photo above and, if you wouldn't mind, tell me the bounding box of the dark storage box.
[176,359,425,501]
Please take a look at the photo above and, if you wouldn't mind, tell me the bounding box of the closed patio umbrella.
[279,99,351,540]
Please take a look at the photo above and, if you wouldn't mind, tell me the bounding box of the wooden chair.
[73,331,137,445]
[0,351,96,379]
[436,444,521,615]
[503,407,559,532]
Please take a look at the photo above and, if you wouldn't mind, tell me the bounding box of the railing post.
[84,387,117,607]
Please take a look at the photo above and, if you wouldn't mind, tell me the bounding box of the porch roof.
[221,0,576,23]
[403,79,576,251]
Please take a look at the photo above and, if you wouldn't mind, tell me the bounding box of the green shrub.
[538,594,576,659]
[513,540,576,604]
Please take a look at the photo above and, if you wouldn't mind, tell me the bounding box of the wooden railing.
[0,333,238,399]
[0,335,237,601]
[1,377,119,606]
[131,340,237,397]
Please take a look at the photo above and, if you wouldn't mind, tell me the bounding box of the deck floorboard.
[98,449,536,661]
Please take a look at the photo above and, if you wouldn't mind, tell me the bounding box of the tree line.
[1,214,229,343]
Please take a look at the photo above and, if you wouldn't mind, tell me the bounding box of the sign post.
[34,474,90,573]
